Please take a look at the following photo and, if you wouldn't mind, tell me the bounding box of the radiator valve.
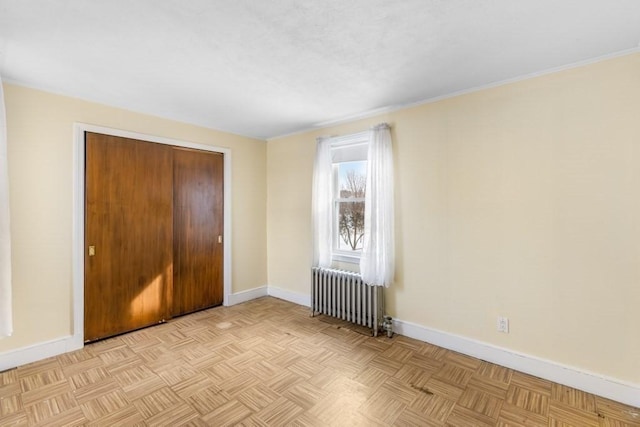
[382,315,394,338]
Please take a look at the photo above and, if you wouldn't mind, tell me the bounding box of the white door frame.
[71,123,232,346]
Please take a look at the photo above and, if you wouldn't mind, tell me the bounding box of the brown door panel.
[85,133,173,342]
[172,148,224,316]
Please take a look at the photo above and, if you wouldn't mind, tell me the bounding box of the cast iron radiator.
[311,267,384,337]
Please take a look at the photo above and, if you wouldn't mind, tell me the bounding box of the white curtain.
[0,76,12,337]
[311,136,333,268]
[360,123,395,287]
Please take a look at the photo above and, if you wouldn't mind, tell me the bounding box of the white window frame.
[330,132,369,264]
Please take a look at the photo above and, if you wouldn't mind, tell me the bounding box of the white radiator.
[311,267,384,337]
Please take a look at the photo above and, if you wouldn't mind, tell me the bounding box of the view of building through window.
[336,160,366,251]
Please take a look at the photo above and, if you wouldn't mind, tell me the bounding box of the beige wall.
[267,53,640,384]
[1,84,267,351]
[3,52,639,386]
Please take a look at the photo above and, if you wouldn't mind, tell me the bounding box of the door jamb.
[72,123,232,347]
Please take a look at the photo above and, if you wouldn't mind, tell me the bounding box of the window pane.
[338,201,365,250]
[334,160,366,254]
[338,161,366,199]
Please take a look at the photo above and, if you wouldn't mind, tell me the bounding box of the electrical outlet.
[497,316,509,333]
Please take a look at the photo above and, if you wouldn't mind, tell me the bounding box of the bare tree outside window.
[338,169,366,250]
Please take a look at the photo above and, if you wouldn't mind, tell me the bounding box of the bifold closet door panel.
[85,133,173,342]
[172,148,224,316]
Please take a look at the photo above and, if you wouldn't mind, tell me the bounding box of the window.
[330,133,368,262]
[313,123,394,285]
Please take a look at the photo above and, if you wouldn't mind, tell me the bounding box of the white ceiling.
[1,1,639,140]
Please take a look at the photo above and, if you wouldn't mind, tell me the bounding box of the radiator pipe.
[382,315,393,338]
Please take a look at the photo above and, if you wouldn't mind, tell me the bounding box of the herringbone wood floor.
[1,297,638,426]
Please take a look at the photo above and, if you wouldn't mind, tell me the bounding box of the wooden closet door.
[85,133,173,342]
[173,148,224,316]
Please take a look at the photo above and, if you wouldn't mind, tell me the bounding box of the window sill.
[332,252,361,264]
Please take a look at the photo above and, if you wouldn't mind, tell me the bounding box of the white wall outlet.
[497,316,509,333]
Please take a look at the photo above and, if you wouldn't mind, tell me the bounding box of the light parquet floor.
[1,296,639,426]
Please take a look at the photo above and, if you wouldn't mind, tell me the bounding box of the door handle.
[88,246,96,256]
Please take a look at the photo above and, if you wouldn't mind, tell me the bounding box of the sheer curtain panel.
[312,136,333,268]
[360,123,395,287]
[0,76,12,337]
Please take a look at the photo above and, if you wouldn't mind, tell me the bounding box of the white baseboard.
[394,318,640,408]
[3,285,637,408]
[227,286,268,306]
[261,285,640,406]
[1,286,271,371]
[0,335,83,372]
[267,286,310,307]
